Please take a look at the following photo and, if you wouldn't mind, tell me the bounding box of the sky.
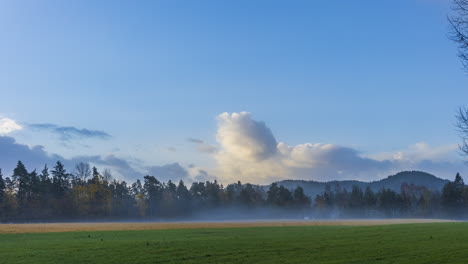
[0,0,467,184]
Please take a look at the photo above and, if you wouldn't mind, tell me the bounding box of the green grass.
[1,223,468,264]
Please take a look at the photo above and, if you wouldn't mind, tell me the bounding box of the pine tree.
[0,169,6,218]
[12,161,30,204]
[442,173,465,217]
[40,165,50,183]
[267,183,280,206]
[0,169,5,202]
[51,161,70,198]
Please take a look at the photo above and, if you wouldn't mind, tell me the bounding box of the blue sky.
[0,0,467,183]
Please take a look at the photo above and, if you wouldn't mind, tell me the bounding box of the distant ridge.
[272,171,450,199]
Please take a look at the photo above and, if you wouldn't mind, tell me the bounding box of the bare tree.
[450,1,468,161]
[456,107,468,159]
[103,168,113,182]
[449,0,468,72]
[75,162,91,182]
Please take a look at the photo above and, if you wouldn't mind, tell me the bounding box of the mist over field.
[0,159,465,223]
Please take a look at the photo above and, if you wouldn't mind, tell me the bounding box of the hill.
[272,171,450,198]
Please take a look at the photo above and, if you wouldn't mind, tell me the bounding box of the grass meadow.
[1,222,467,264]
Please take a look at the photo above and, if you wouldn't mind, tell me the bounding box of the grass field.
[0,221,467,264]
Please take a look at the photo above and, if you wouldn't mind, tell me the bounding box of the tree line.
[0,161,311,222]
[0,160,466,222]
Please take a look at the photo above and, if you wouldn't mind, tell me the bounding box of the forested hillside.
[275,171,449,199]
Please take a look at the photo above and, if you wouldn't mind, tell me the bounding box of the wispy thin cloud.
[188,138,204,144]
[167,147,177,152]
[29,123,111,141]
[188,137,217,154]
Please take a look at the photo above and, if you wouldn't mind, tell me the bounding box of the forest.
[0,160,466,222]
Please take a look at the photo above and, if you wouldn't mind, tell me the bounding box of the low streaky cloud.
[0,136,64,175]
[28,123,111,141]
[71,154,142,181]
[145,163,216,183]
[369,142,459,163]
[188,138,204,144]
[0,135,201,183]
[214,112,464,184]
[147,163,189,182]
[167,147,177,152]
[186,164,217,182]
[188,138,217,154]
[0,135,143,181]
[0,116,22,135]
[193,169,216,182]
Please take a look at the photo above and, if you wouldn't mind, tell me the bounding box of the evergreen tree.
[190,181,207,209]
[40,165,50,183]
[293,186,311,208]
[349,185,364,216]
[267,183,280,206]
[363,186,377,213]
[51,161,70,198]
[205,180,222,207]
[12,161,30,202]
[278,185,293,206]
[0,169,5,203]
[144,175,163,218]
[161,180,178,216]
[0,169,5,218]
[12,161,32,220]
[110,180,134,218]
[225,184,237,205]
[239,184,264,207]
[176,180,191,201]
[91,166,101,184]
[176,180,192,216]
[442,173,465,217]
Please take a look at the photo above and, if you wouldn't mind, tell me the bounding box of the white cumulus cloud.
[212,112,464,184]
[0,116,22,135]
[217,112,277,161]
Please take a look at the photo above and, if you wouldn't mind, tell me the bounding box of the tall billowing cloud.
[217,112,277,161]
[214,112,464,184]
